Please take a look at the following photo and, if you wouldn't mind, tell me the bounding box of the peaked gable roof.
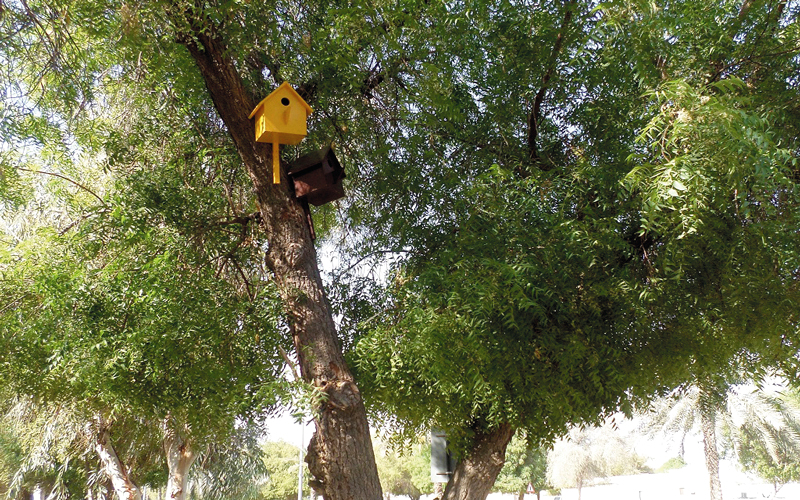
[248,82,313,119]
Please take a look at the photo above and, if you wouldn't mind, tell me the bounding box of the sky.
[264,411,314,447]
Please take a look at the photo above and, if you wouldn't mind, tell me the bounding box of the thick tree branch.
[442,424,516,500]
[94,419,143,500]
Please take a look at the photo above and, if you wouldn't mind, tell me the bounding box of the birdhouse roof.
[288,145,337,176]
[248,82,313,119]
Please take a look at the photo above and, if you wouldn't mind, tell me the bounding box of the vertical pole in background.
[297,422,304,500]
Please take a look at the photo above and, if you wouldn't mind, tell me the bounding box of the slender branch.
[216,223,249,278]
[58,211,94,235]
[0,294,31,315]
[527,0,576,170]
[15,166,106,206]
[707,0,789,85]
[18,0,57,59]
[213,212,262,227]
[708,45,800,86]
[278,345,301,382]
[229,257,255,301]
[332,249,408,281]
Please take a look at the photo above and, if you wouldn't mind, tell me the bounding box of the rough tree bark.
[171,7,382,500]
[94,425,143,500]
[442,424,515,500]
[164,430,196,500]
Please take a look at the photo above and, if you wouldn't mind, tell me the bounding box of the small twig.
[333,249,407,281]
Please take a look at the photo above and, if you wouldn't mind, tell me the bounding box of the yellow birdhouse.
[248,82,313,184]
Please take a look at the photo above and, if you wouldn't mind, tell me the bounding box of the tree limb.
[213,212,262,228]
[15,166,106,206]
[527,1,575,170]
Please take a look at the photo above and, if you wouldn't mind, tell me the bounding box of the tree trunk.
[442,424,515,500]
[172,9,382,500]
[106,480,118,500]
[95,426,143,500]
[163,431,197,500]
[699,392,723,500]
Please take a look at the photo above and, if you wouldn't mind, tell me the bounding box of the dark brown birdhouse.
[288,146,346,206]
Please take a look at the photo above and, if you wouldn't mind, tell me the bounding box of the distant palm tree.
[642,381,800,500]
[547,424,647,500]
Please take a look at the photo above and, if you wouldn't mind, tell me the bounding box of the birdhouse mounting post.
[272,141,280,184]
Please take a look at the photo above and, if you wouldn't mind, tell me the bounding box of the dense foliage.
[346,0,800,458]
[1,0,799,497]
[0,0,292,493]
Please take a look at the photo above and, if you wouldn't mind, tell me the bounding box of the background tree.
[260,441,309,500]
[347,1,800,497]
[374,437,433,500]
[493,435,549,500]
[0,397,143,500]
[738,396,800,499]
[643,383,800,500]
[187,427,268,500]
[546,424,646,500]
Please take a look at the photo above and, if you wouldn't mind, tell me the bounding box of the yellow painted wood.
[273,141,280,184]
[249,82,313,145]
